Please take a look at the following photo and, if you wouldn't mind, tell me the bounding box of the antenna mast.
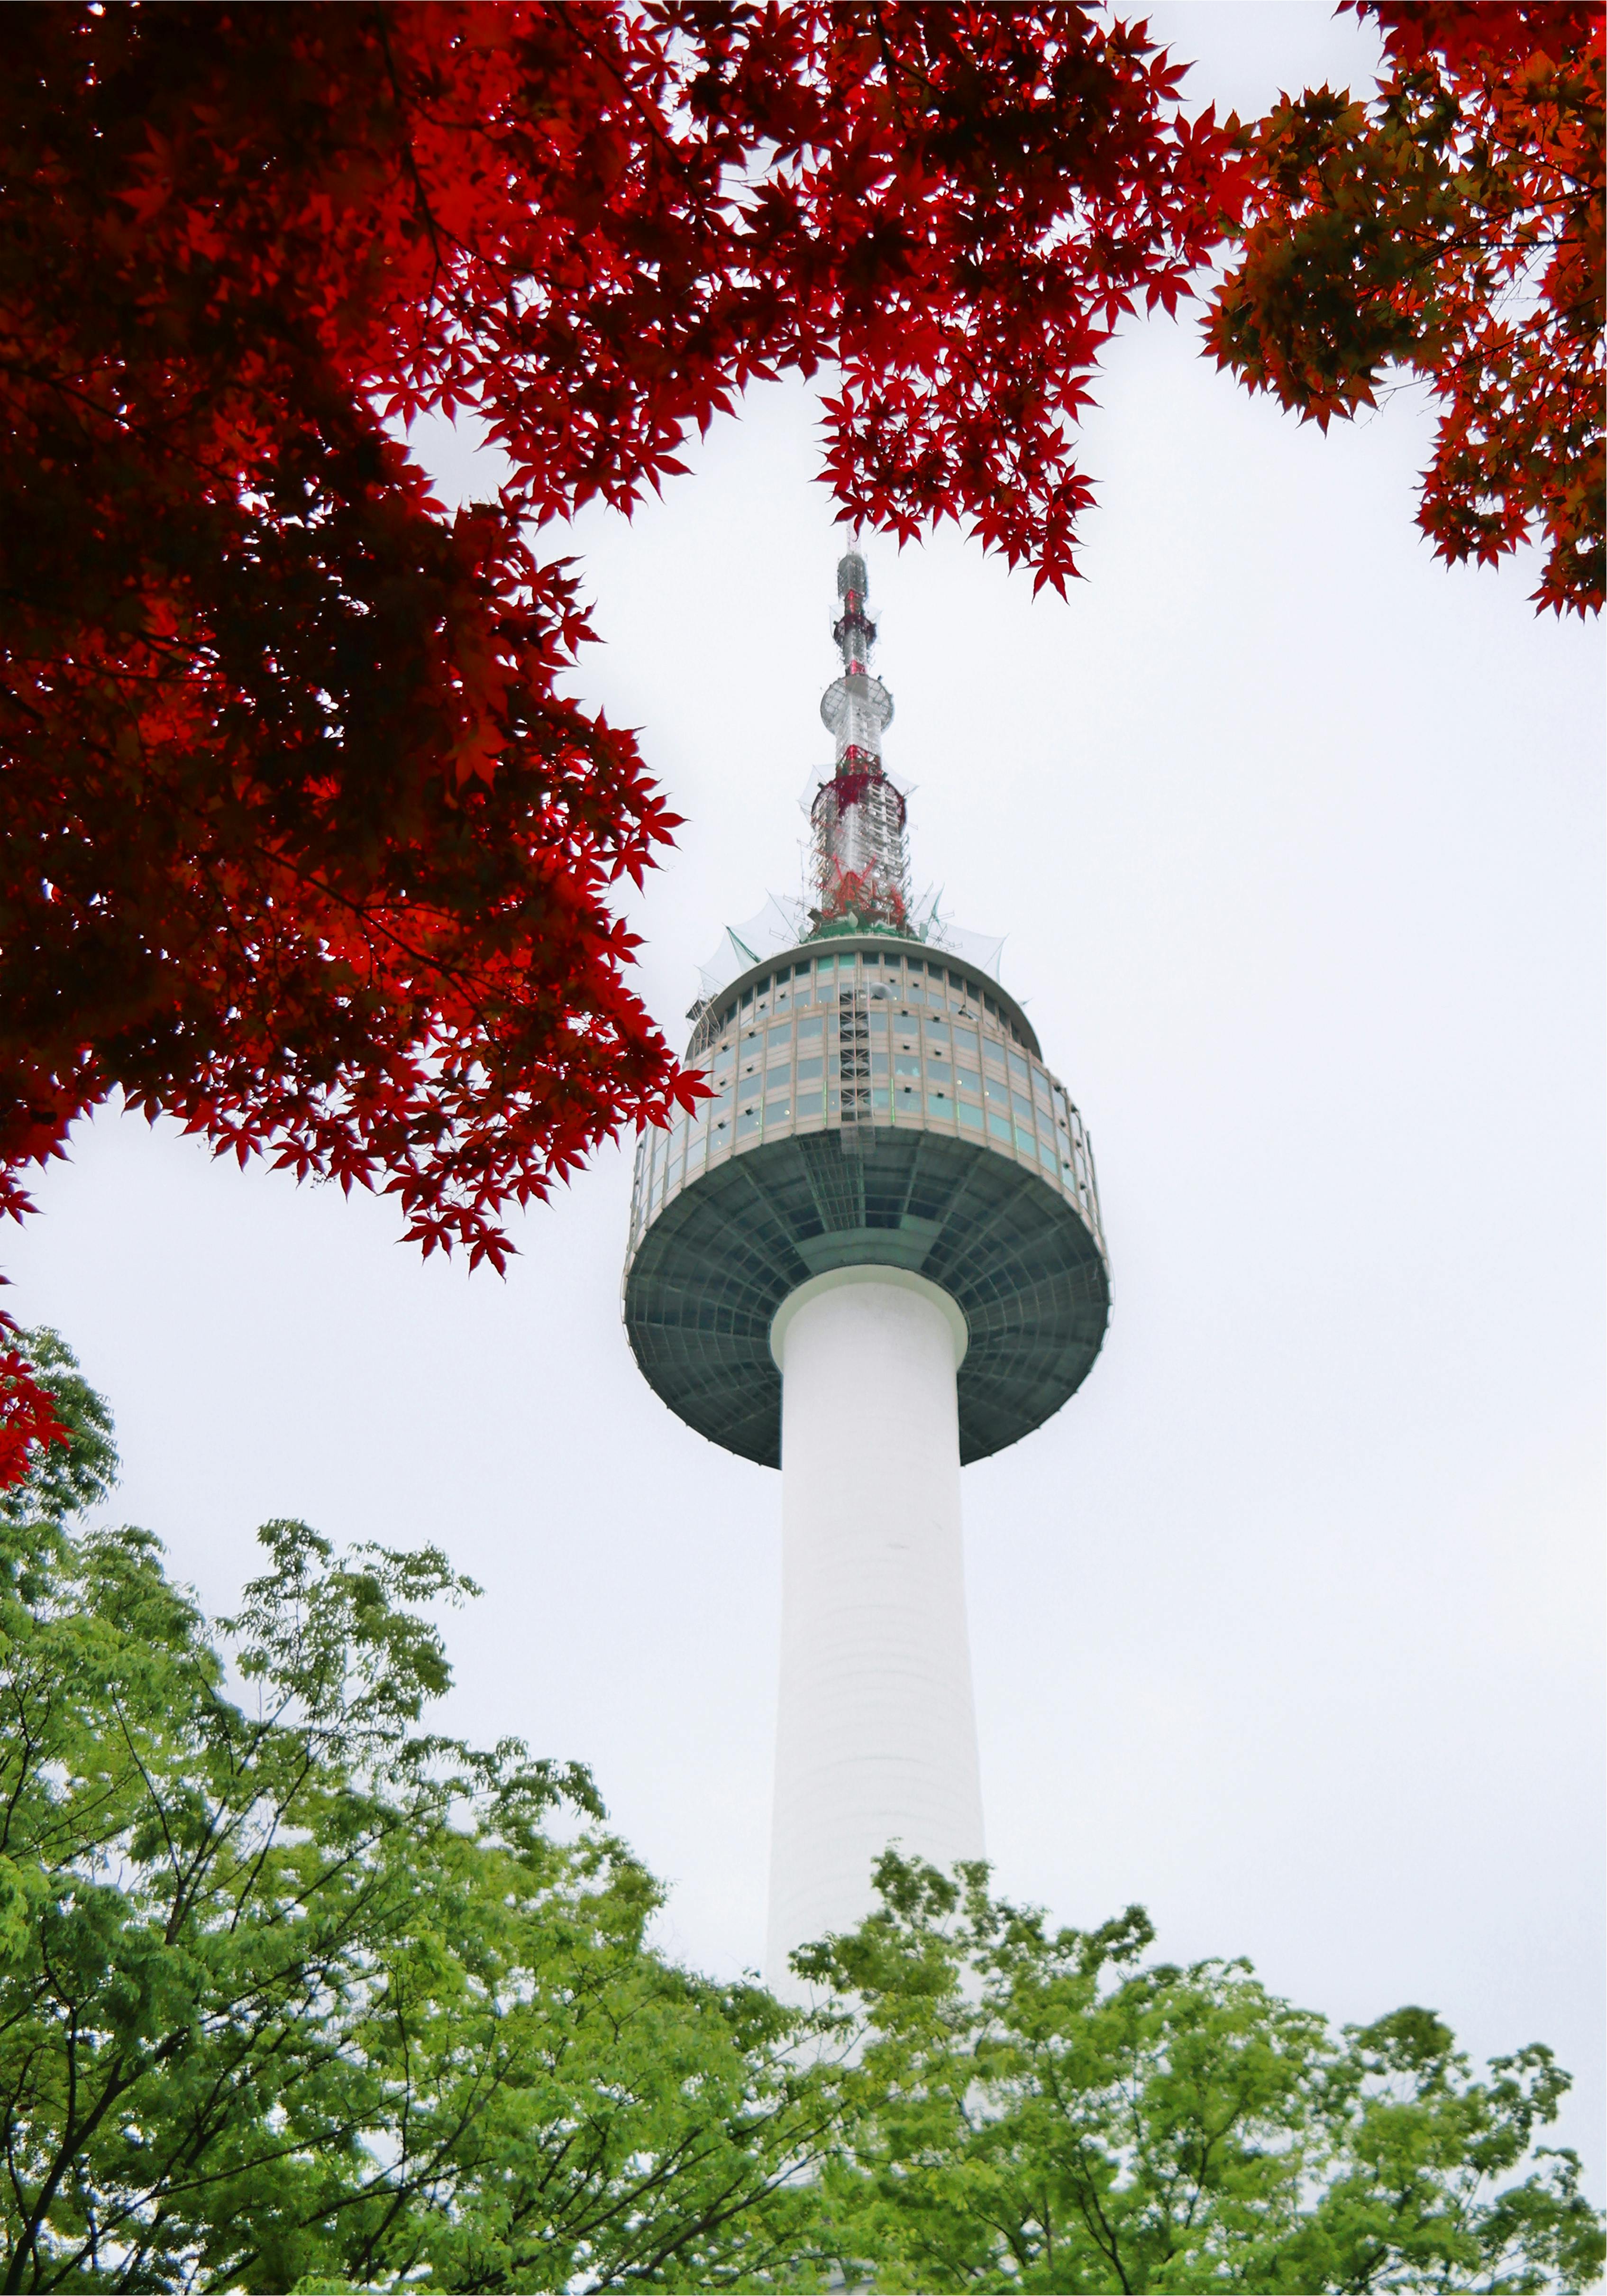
[810,547,910,933]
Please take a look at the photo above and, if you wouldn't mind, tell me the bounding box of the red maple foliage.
[15,7,1590,1488]
[0,1327,66,1494]
[1208,0,1604,616]
[1,2,1236,1473]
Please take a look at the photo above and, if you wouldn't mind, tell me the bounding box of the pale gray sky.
[10,4,1603,2181]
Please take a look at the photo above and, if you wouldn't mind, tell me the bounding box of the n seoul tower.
[623,549,1110,1985]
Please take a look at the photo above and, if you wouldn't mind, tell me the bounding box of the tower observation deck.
[622,550,1110,1986]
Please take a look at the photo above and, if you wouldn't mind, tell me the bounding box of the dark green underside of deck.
[623,1128,1110,1468]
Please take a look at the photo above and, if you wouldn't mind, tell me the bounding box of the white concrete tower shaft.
[766,1268,984,1987]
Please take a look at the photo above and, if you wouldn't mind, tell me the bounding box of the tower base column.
[765,1267,984,1990]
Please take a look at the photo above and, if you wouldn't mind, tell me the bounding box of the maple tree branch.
[371,4,452,309]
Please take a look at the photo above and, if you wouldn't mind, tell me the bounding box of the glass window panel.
[870,1053,889,1077]
[1037,1138,1058,1173]
[926,1089,953,1114]
[955,1026,979,1055]
[956,1068,981,1095]
[987,1111,1013,1143]
[1007,1050,1029,1084]
[767,1022,792,1046]
[737,1110,760,1136]
[798,1016,824,1040]
[894,1055,921,1077]
[796,1056,824,1082]
[959,1101,984,1130]
[871,1088,890,1110]
[926,1021,950,1043]
[1011,1091,1034,1123]
[764,1096,791,1124]
[796,1090,824,1118]
[1015,1123,1036,1154]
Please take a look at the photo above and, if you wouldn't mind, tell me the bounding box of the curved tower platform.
[622,552,1110,1985]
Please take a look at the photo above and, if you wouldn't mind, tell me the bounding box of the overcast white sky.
[9,3,1603,2183]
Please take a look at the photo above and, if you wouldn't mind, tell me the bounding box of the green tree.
[0,1328,827,2293]
[2,1328,1598,2292]
[798,1858,1604,2294]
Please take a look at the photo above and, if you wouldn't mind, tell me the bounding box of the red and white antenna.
[810,545,910,933]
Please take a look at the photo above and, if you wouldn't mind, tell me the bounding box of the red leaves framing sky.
[1209,2,1604,616]
[0,5,1232,1274]
[0,3,1600,1482]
